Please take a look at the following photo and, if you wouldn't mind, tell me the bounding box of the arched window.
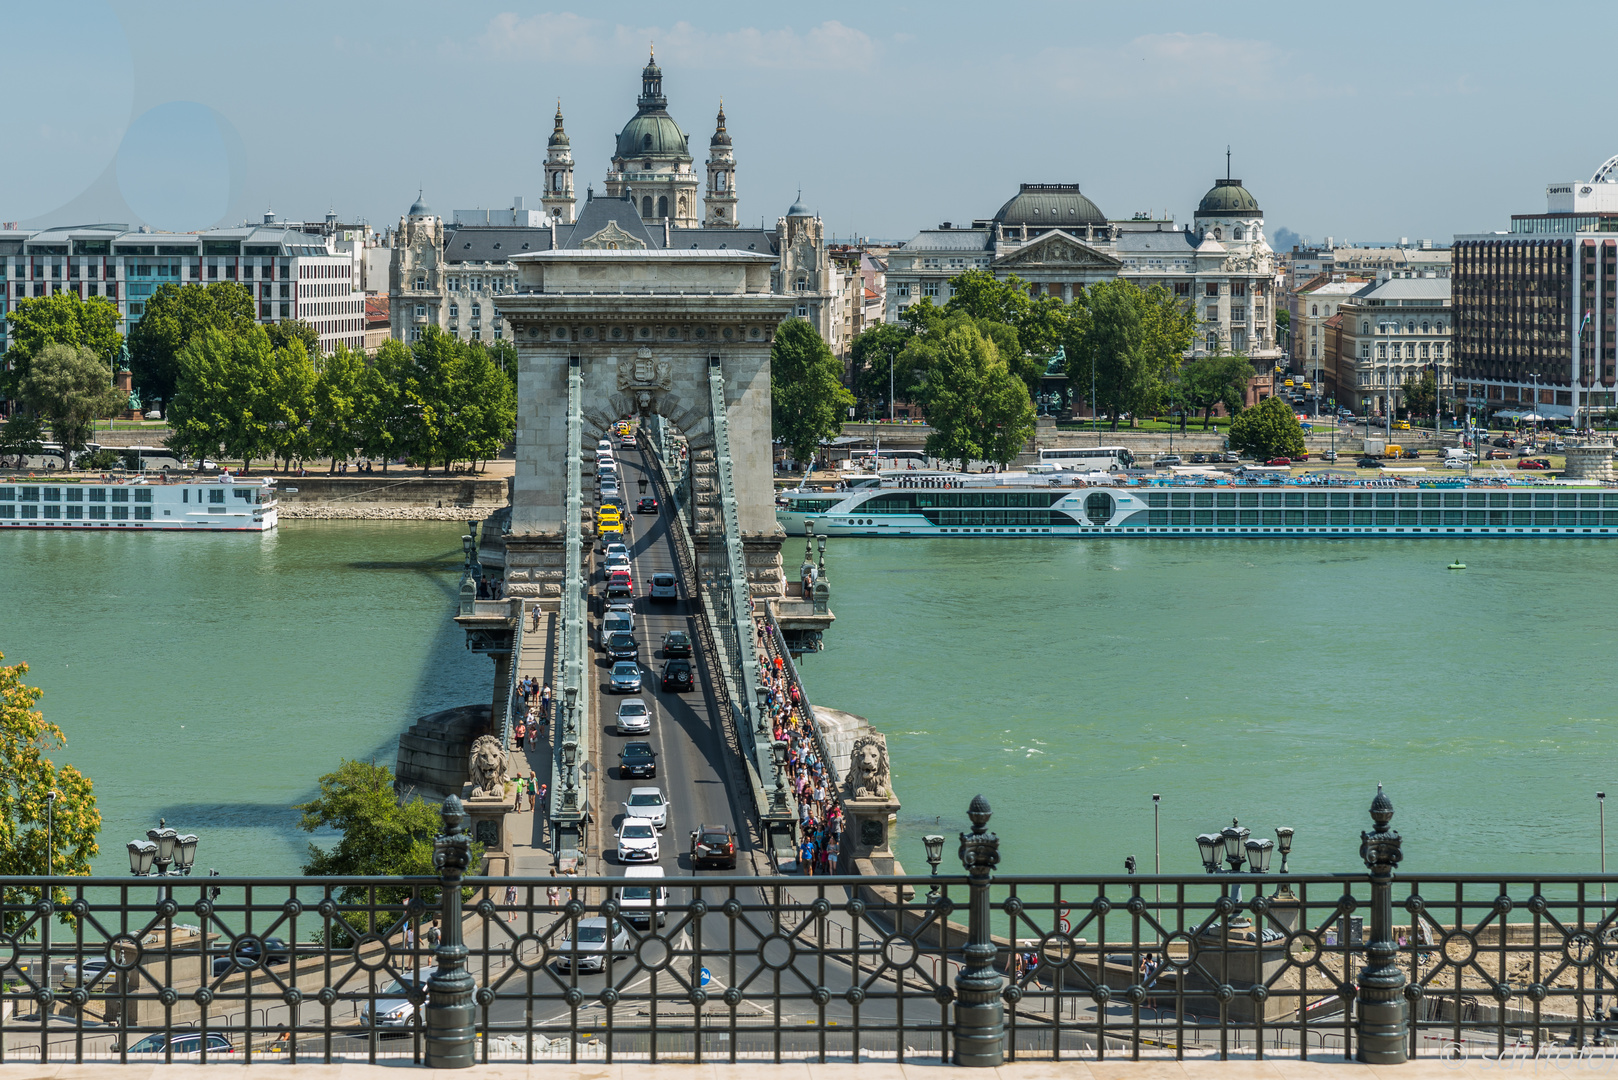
[1421,322,1430,334]
[1311,305,1318,316]
[1233,226,1245,240]
[657,195,668,219]
[642,133,652,149]
[1214,227,1223,240]
[1362,321,1370,334]
[642,196,653,218]
[1407,321,1415,333]
[716,172,726,192]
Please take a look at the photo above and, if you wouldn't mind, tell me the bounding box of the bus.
[1037,446,1136,472]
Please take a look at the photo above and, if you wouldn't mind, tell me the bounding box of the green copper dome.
[1196,178,1260,216]
[993,184,1105,228]
[615,113,691,161]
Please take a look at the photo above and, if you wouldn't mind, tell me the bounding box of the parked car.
[606,571,633,598]
[360,977,429,1027]
[662,630,692,658]
[661,658,694,692]
[623,786,670,829]
[1357,456,1382,468]
[121,1032,236,1056]
[607,632,639,661]
[1218,451,1240,463]
[211,936,289,977]
[616,820,660,862]
[1320,450,1338,462]
[553,917,632,973]
[1518,458,1551,470]
[637,497,658,514]
[1265,457,1292,467]
[609,661,642,694]
[690,824,738,869]
[1154,455,1183,468]
[1190,453,1208,464]
[648,572,678,602]
[620,740,657,778]
[616,698,651,734]
[62,957,111,985]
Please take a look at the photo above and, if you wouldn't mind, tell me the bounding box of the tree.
[17,343,126,453]
[265,319,319,357]
[1228,394,1306,459]
[0,653,100,932]
[357,341,414,471]
[1069,280,1193,429]
[264,340,317,470]
[0,412,45,467]
[1400,369,1437,420]
[911,318,1036,468]
[296,759,475,916]
[126,282,255,416]
[943,269,1074,400]
[310,345,372,470]
[166,325,278,471]
[1179,354,1256,430]
[2,293,122,390]
[771,319,853,465]
[848,322,914,416]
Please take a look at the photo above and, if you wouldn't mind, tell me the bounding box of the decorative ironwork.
[1357,784,1406,1063]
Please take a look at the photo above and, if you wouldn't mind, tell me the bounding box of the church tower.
[542,102,576,224]
[704,101,738,228]
[606,49,700,227]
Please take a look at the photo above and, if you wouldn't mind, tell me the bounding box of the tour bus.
[1037,446,1136,472]
[845,448,930,471]
[120,446,185,471]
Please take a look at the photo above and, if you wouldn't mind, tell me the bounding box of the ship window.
[66,506,83,519]
[89,505,106,519]
[112,506,129,520]
[0,488,12,502]
[135,506,153,520]
[20,487,38,502]
[66,488,82,502]
[20,505,37,518]
[134,488,152,502]
[42,504,59,519]
[43,487,60,501]
[112,489,129,502]
[234,489,253,501]
[0,505,12,518]
[89,488,105,501]
[209,489,225,504]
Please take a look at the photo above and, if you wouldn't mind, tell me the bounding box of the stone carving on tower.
[605,48,700,228]
[704,101,738,228]
[542,101,576,224]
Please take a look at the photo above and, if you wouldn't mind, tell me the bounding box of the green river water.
[2,525,1615,880]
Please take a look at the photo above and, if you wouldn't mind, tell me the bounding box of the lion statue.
[468,734,508,798]
[847,732,890,800]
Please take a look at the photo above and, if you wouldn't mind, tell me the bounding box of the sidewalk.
[507,602,558,876]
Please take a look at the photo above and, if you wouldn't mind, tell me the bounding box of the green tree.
[1400,369,1437,420]
[912,318,1036,468]
[848,322,914,416]
[357,341,414,471]
[943,269,1074,399]
[296,759,477,916]
[0,653,100,932]
[1070,280,1193,429]
[265,340,317,470]
[126,282,255,416]
[167,325,278,471]
[0,412,45,467]
[17,343,126,453]
[1179,354,1256,430]
[310,345,372,470]
[265,319,319,357]
[1228,394,1306,459]
[771,319,853,465]
[2,293,122,390]
[459,344,517,469]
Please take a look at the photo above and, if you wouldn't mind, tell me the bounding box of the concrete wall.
[277,476,508,509]
[395,704,490,801]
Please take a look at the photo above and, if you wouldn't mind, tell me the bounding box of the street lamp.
[923,833,945,903]
[127,818,199,879]
[638,477,648,496]
[769,739,792,819]
[1275,826,1296,899]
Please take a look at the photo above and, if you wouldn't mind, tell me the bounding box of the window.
[1233,227,1245,240]
[415,305,425,317]
[642,196,653,218]
[657,195,668,218]
[449,305,458,319]
[1311,305,1319,316]
[1173,281,1190,296]
[1207,333,1218,351]
[1361,344,1371,358]
[922,282,939,297]
[1362,321,1370,334]
[1206,283,1220,297]
[471,304,481,317]
[796,305,808,317]
[1231,282,1246,297]
[895,283,910,298]
[1310,343,1318,358]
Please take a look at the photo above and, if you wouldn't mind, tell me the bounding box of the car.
[662,630,692,658]
[616,698,651,734]
[617,867,668,928]
[1154,455,1183,468]
[636,497,658,513]
[623,786,670,829]
[1487,449,1511,460]
[649,572,678,602]
[1493,436,1516,448]
[1357,456,1381,468]
[1190,453,1208,464]
[607,631,639,661]
[620,740,657,778]
[600,610,633,649]
[621,435,637,448]
[1265,457,1292,467]
[690,824,738,869]
[554,917,632,973]
[605,597,635,615]
[661,658,694,692]
[597,439,614,453]
[604,542,630,561]
[609,661,642,693]
[121,1032,236,1056]
[1321,450,1338,462]
[606,571,633,598]
[1217,451,1240,463]
[1518,458,1551,470]
[62,957,111,985]
[598,518,624,539]
[1393,421,1411,431]
[210,936,289,977]
[617,819,660,862]
[360,977,429,1027]
[598,510,623,528]
[604,554,631,578]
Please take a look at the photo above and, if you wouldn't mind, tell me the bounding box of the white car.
[648,572,678,602]
[555,917,631,973]
[616,698,651,734]
[623,787,669,829]
[600,484,620,502]
[605,555,631,579]
[600,610,633,650]
[616,820,660,862]
[597,439,613,454]
[604,542,630,561]
[605,597,635,615]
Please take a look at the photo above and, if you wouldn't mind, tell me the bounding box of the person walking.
[426,919,442,952]
[511,774,525,812]
[504,881,519,922]
[514,718,526,752]
[528,772,539,812]
[546,872,561,910]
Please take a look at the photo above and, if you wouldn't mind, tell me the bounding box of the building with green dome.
[603,50,703,229]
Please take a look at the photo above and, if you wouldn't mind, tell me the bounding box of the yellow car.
[1393,421,1411,431]
[598,518,623,537]
[599,511,622,528]
[600,502,622,518]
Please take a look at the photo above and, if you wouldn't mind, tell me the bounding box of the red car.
[1265,457,1292,467]
[1517,458,1551,470]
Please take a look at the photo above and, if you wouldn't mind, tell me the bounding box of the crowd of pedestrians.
[515,677,551,751]
[755,619,843,875]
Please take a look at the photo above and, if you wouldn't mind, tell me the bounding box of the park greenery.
[1172,354,1256,431]
[771,319,854,465]
[1,293,122,392]
[0,652,100,931]
[127,282,256,415]
[0,413,46,467]
[15,343,126,453]
[1400,369,1438,419]
[1228,394,1307,459]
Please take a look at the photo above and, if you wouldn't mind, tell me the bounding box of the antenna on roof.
[1225,146,1231,181]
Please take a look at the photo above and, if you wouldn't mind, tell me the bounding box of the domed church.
[602,50,706,228]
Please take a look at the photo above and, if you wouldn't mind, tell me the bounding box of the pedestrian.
[403,922,415,950]
[504,881,518,921]
[514,719,526,751]
[800,837,816,876]
[426,918,441,951]
[511,774,525,812]
[528,772,539,812]
[530,604,541,632]
[546,871,561,909]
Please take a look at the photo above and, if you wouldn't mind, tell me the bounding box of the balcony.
[412,313,428,325]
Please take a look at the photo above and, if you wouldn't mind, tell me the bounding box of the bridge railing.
[549,355,590,860]
[5,790,1607,1068]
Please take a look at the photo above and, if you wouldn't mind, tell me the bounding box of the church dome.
[1196,178,1260,216]
[993,183,1105,228]
[786,193,812,217]
[407,192,434,217]
[615,112,690,160]
[710,104,731,148]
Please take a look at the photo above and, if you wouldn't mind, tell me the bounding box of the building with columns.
[604,51,701,228]
[542,104,576,225]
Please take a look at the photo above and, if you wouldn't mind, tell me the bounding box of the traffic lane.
[652,655,749,873]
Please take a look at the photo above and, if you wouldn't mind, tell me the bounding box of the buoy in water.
[1448,562,1466,570]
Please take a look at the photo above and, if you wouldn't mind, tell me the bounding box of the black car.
[661,658,694,692]
[1190,453,1208,464]
[607,632,639,661]
[1357,455,1382,468]
[662,630,692,658]
[620,741,657,779]
[1492,436,1515,448]
[211,936,289,977]
[636,497,658,514]
[690,824,738,869]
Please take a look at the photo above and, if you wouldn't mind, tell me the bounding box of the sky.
[5,0,1617,247]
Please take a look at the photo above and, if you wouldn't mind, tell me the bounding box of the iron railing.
[8,791,1618,1067]
[549,355,590,859]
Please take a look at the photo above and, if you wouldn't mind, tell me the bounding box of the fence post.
[426,795,476,1068]
[954,794,1004,1066]
[1356,784,1408,1064]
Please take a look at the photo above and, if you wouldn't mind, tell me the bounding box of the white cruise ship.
[0,476,278,532]
[777,469,1618,539]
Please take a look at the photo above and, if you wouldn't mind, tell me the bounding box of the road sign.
[700,967,711,987]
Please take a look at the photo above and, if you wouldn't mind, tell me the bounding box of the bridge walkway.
[505,604,556,874]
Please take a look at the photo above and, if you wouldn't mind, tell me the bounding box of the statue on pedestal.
[467,734,508,798]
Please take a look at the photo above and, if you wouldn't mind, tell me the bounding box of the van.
[598,439,613,454]
[1384,444,1403,459]
[1444,449,1474,465]
[600,610,633,650]
[617,866,668,928]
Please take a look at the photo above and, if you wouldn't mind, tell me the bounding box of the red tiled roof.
[365,295,389,327]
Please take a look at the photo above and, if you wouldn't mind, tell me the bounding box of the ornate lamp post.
[1356,785,1407,1064]
[768,740,792,819]
[126,820,198,878]
[954,795,1003,1066]
[1274,826,1296,899]
[922,834,945,904]
[425,796,475,1068]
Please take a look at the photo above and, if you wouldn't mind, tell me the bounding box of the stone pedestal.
[503,535,569,599]
[460,789,513,876]
[840,794,901,873]
[1565,440,1615,482]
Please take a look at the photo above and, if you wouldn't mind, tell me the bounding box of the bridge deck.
[507,604,556,874]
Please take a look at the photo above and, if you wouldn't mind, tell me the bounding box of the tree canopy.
[771,319,853,464]
[17,343,126,453]
[847,321,914,416]
[2,293,122,392]
[126,282,255,416]
[1400,369,1437,419]
[1069,279,1194,429]
[0,412,46,467]
[0,653,100,931]
[1228,394,1306,459]
[910,316,1037,468]
[1177,354,1255,430]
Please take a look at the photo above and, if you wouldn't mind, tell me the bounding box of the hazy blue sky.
[6,1,1615,246]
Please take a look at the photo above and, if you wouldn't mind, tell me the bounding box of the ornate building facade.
[603,52,701,228]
